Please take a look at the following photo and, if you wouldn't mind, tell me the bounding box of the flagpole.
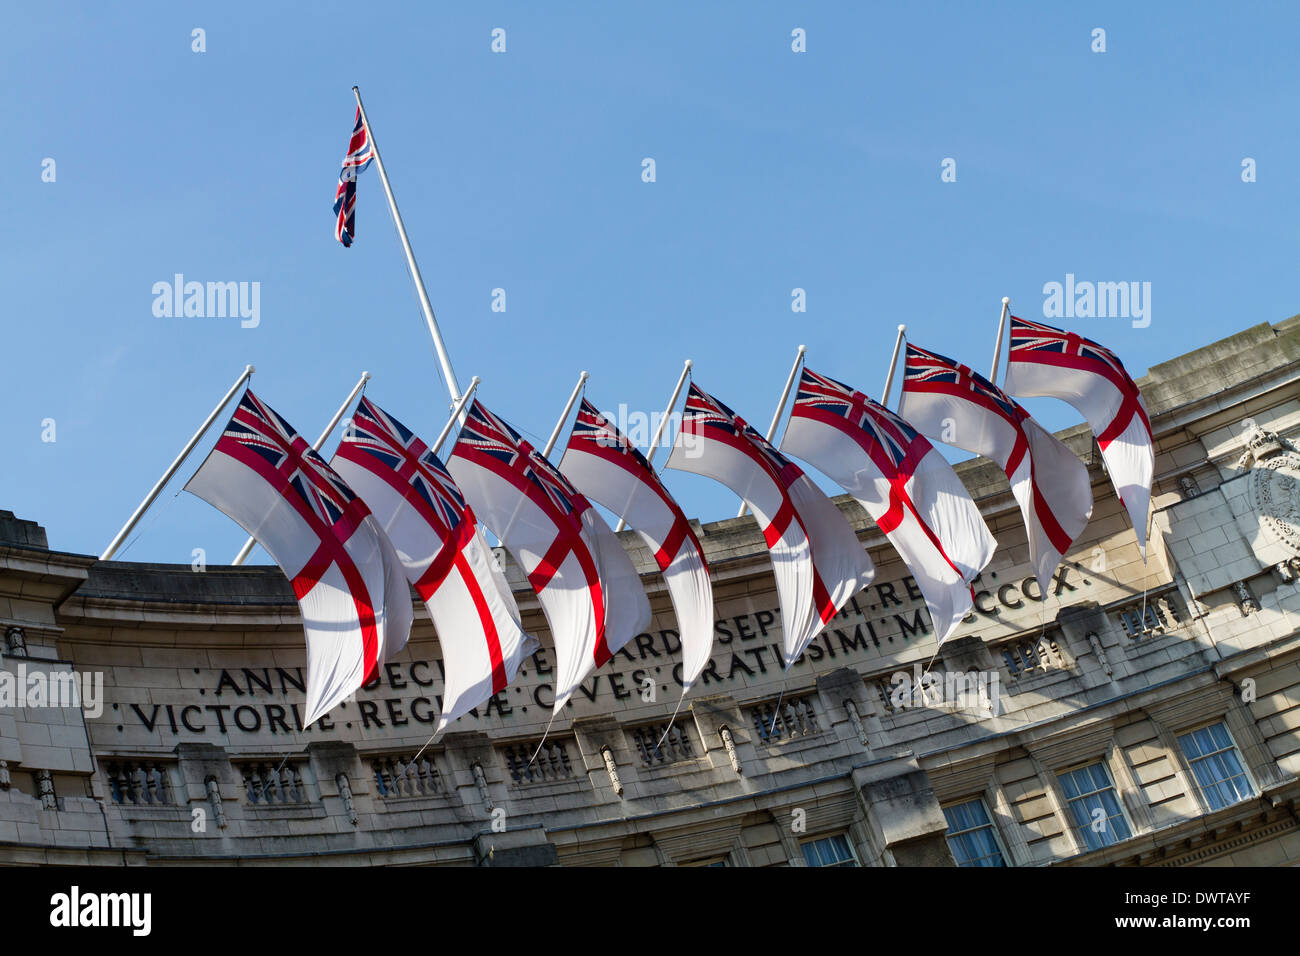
[100,365,255,561]
[432,376,481,456]
[989,296,1011,384]
[352,86,462,409]
[614,359,692,532]
[737,345,807,518]
[544,371,590,458]
[231,371,371,565]
[880,324,907,405]
[495,370,587,550]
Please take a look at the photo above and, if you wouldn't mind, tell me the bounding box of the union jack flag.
[189,387,418,724]
[1010,315,1131,380]
[566,398,706,576]
[681,384,800,483]
[904,343,1028,429]
[450,398,614,683]
[333,107,375,247]
[1008,315,1151,445]
[901,340,1095,586]
[670,379,875,665]
[345,398,467,534]
[792,368,931,478]
[222,391,361,532]
[457,401,587,525]
[783,365,995,641]
[570,400,669,493]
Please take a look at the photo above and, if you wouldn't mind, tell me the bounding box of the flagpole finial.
[361,371,371,382]
[1002,296,1010,306]
[352,85,359,92]
[449,375,481,410]
[580,370,590,381]
[246,364,255,375]
[683,359,693,370]
[897,324,906,333]
[797,344,807,354]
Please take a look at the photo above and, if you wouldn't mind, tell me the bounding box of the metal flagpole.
[432,377,481,456]
[523,367,581,764]
[737,345,807,518]
[880,324,907,406]
[352,86,462,409]
[614,359,692,532]
[989,296,1011,384]
[231,371,371,566]
[543,371,590,458]
[524,371,589,771]
[100,365,255,561]
[493,370,588,576]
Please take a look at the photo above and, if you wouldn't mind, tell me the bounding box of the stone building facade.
[4,317,1300,867]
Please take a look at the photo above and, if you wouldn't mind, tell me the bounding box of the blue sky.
[5,2,1298,563]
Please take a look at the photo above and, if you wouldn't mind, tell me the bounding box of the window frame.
[941,796,1009,867]
[1174,720,1257,813]
[1056,759,1134,853]
[799,832,860,867]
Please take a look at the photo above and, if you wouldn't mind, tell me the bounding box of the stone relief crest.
[1240,420,1300,555]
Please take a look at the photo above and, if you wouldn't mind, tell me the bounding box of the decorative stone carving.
[1087,632,1112,677]
[600,747,623,797]
[1250,452,1300,556]
[1178,474,1200,499]
[1234,581,1260,616]
[1230,422,1300,560]
[335,773,357,826]
[719,726,742,776]
[36,769,56,810]
[4,626,26,656]
[1278,561,1296,584]
[0,760,9,790]
[472,761,493,811]
[844,700,870,748]
[1236,422,1297,469]
[205,776,227,829]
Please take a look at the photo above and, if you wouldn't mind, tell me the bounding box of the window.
[943,799,1007,867]
[681,856,729,867]
[500,738,574,784]
[748,693,821,742]
[1118,601,1175,638]
[629,721,697,767]
[800,834,858,867]
[1058,762,1132,852]
[1177,722,1255,811]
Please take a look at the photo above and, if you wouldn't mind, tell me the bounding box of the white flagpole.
[880,324,907,406]
[100,365,255,560]
[737,345,807,518]
[231,371,371,566]
[352,86,462,409]
[989,296,1011,384]
[432,376,481,456]
[544,371,590,458]
[614,359,692,532]
[494,371,588,550]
